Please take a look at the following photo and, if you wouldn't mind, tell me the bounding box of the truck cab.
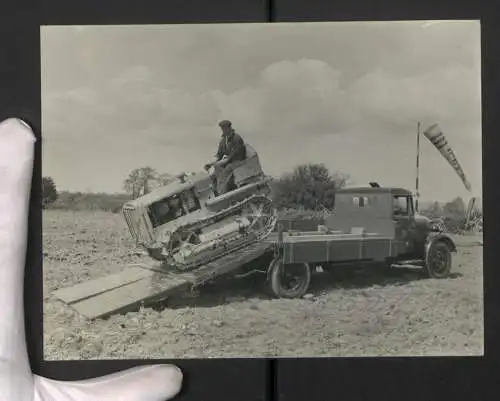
[324,185,439,260]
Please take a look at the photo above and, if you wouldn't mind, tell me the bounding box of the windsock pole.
[415,121,421,212]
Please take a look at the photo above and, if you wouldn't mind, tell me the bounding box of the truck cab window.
[352,196,369,208]
[393,196,409,216]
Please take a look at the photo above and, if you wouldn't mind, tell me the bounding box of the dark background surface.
[0,1,498,400]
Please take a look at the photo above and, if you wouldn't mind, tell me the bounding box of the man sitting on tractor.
[204,120,247,195]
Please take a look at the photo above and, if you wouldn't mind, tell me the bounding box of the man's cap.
[218,120,232,127]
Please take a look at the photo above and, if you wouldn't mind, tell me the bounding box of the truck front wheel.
[267,257,311,298]
[425,241,452,278]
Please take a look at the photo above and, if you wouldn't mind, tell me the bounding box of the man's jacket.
[216,131,247,164]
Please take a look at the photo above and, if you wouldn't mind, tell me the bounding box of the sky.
[40,20,482,203]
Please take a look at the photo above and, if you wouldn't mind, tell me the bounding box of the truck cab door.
[393,195,416,247]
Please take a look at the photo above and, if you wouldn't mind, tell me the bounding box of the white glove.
[0,117,183,401]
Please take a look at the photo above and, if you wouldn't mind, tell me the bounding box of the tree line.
[42,163,346,212]
[42,163,479,229]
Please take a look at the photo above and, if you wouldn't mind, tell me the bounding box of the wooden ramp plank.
[63,240,274,320]
[52,266,155,305]
[69,272,190,320]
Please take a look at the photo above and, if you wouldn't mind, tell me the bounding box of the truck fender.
[425,233,457,260]
[265,256,281,283]
[266,224,286,283]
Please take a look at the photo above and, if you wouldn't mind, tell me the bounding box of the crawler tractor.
[121,145,278,272]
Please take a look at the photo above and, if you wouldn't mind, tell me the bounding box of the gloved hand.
[0,117,183,401]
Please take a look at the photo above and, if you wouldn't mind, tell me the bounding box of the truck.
[266,184,456,298]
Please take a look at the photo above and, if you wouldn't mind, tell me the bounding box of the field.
[43,209,484,360]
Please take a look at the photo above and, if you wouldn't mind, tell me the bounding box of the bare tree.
[123,167,159,199]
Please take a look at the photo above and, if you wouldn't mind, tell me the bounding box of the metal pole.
[415,121,421,212]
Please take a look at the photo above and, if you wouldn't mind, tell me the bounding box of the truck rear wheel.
[268,257,311,298]
[425,241,452,278]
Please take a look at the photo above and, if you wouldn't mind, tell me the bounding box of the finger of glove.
[0,118,35,364]
[33,365,183,401]
[0,361,34,401]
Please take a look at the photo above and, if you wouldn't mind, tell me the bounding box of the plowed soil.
[43,210,483,359]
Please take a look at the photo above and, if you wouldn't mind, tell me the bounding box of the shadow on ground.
[147,236,477,311]
[152,262,463,310]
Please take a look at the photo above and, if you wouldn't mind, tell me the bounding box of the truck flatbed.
[277,230,404,265]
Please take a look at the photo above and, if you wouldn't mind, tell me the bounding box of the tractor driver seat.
[231,143,265,188]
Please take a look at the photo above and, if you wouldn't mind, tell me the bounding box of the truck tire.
[425,241,452,278]
[268,257,311,298]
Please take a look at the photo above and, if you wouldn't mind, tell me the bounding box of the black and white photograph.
[41,20,483,360]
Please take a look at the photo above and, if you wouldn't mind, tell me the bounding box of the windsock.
[423,123,472,192]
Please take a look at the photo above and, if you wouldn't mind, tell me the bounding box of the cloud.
[348,62,481,135]
[43,52,480,149]
[215,57,479,142]
[213,59,352,136]
[40,22,481,199]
